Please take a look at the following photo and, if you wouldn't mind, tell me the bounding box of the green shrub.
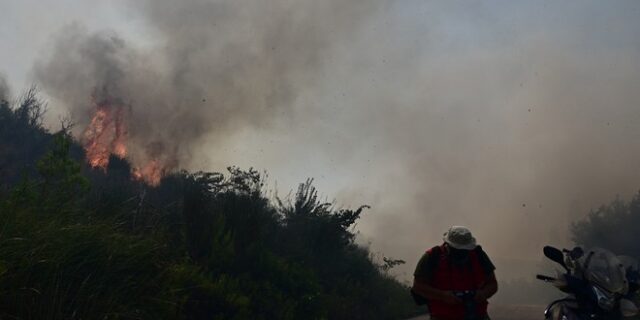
[0,88,420,319]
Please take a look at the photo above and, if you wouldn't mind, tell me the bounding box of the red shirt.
[415,245,495,320]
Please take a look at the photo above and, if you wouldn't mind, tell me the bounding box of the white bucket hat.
[443,226,477,250]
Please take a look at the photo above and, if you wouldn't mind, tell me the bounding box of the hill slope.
[0,91,421,319]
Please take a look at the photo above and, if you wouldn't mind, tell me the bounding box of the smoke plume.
[34,0,380,176]
[333,2,640,281]
[26,0,640,284]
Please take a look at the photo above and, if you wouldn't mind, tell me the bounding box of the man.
[412,226,498,320]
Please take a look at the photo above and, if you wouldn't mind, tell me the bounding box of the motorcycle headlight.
[592,285,615,311]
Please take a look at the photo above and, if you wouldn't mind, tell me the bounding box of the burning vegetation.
[131,159,164,186]
[83,93,128,169]
[82,91,164,186]
[0,89,421,319]
[31,0,381,191]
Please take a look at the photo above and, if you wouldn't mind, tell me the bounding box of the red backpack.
[411,245,489,319]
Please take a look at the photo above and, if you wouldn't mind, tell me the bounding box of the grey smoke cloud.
[21,0,640,285]
[331,2,640,281]
[33,0,381,172]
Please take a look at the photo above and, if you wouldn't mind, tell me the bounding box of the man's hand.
[475,272,498,302]
[439,291,462,305]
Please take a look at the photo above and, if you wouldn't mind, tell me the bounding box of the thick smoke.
[331,2,640,282]
[34,0,380,172]
[28,0,640,287]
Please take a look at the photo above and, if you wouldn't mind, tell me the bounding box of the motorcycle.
[537,245,640,319]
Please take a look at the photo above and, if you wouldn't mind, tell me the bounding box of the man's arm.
[475,272,498,302]
[413,276,461,305]
[474,247,498,302]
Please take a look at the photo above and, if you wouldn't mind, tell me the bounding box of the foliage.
[572,192,640,256]
[379,257,406,273]
[0,90,421,319]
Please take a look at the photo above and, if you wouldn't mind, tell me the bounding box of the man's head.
[443,226,477,250]
[443,226,477,264]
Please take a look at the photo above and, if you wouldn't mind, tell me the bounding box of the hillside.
[0,91,422,319]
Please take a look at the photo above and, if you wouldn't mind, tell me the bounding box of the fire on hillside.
[82,93,165,186]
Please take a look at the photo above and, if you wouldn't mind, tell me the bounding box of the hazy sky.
[2,0,640,282]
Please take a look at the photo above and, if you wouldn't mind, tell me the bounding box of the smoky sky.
[32,0,382,171]
[4,0,640,283]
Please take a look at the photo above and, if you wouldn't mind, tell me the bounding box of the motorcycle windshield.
[581,248,627,293]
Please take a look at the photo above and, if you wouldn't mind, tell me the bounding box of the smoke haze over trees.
[33,0,382,178]
[3,0,640,291]
[573,192,640,257]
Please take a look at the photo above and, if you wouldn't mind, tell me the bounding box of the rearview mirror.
[544,246,568,271]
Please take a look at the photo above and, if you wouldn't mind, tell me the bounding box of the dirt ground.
[408,304,543,320]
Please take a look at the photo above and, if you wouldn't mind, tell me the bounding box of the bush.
[0,89,420,319]
[572,192,640,256]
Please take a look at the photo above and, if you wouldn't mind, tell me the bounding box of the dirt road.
[409,304,543,320]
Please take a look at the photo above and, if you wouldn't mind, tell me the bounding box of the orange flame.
[83,97,127,169]
[83,93,169,186]
[132,160,164,187]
